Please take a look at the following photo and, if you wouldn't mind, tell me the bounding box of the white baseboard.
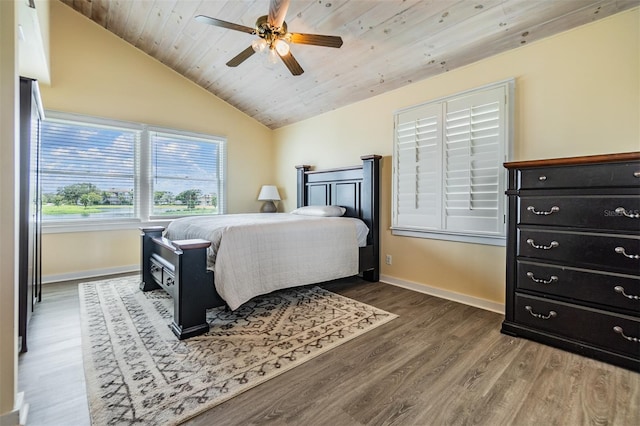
[380,274,505,315]
[42,268,504,314]
[42,265,139,284]
[0,392,27,426]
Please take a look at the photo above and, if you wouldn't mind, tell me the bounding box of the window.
[148,129,225,218]
[40,111,226,228]
[392,80,513,246]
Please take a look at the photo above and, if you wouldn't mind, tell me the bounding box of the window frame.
[391,79,514,246]
[146,126,227,221]
[41,111,227,233]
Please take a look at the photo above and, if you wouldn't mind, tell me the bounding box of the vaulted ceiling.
[61,0,638,129]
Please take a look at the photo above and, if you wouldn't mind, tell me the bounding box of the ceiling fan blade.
[289,33,343,48]
[279,51,304,76]
[195,15,255,34]
[268,0,291,29]
[226,46,256,67]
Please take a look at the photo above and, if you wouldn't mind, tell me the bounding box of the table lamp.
[258,185,281,213]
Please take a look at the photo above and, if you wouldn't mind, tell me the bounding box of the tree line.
[43,183,217,209]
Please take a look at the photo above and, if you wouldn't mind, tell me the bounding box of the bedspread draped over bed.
[165,214,367,310]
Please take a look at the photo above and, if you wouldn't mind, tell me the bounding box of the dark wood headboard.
[295,155,381,281]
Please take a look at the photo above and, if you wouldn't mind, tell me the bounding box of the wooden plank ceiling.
[61,0,638,129]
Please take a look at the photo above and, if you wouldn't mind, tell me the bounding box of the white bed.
[139,155,382,339]
[165,213,369,310]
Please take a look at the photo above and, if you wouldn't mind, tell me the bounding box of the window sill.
[42,219,172,234]
[391,227,506,247]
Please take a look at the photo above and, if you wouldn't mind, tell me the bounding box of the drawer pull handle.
[166,277,174,286]
[538,175,547,181]
[634,171,640,178]
[527,205,559,216]
[615,247,640,260]
[525,306,557,320]
[613,326,639,343]
[615,207,640,219]
[526,239,559,250]
[526,272,558,284]
[150,264,160,273]
[614,286,640,300]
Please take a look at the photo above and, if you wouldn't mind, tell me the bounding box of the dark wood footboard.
[140,226,224,339]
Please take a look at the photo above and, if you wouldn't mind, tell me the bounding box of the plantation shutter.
[444,87,504,235]
[392,80,510,245]
[394,103,442,229]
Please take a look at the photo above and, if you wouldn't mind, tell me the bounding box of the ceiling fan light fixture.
[274,39,290,56]
[266,47,280,65]
[251,38,268,53]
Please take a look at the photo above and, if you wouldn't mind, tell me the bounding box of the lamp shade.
[258,185,281,201]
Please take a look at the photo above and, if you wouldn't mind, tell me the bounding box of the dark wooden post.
[361,155,381,282]
[295,164,311,208]
[140,226,164,291]
[170,239,215,339]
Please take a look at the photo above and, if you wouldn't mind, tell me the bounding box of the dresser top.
[504,151,640,169]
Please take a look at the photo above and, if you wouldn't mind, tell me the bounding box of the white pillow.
[290,205,346,217]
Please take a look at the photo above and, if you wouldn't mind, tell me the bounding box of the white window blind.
[392,80,512,246]
[149,129,226,218]
[40,111,227,227]
[40,117,140,221]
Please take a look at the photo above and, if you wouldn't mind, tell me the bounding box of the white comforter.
[165,213,368,310]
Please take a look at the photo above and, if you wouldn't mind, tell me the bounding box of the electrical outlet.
[385,254,392,265]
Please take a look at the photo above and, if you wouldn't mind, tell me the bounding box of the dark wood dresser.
[501,152,640,371]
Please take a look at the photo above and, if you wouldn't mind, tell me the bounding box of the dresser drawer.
[519,196,640,231]
[518,229,640,274]
[519,162,640,190]
[517,261,640,313]
[514,294,640,359]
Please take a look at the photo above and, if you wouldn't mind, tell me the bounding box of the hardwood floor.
[18,279,91,426]
[19,275,639,426]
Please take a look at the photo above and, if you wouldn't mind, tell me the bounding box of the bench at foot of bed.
[140,226,224,339]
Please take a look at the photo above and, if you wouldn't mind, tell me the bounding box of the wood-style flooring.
[18,275,640,426]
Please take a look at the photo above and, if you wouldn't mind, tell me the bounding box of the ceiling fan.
[195,0,343,76]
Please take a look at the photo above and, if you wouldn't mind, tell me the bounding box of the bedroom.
[1,0,638,424]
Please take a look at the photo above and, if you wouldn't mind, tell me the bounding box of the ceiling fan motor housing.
[255,15,289,44]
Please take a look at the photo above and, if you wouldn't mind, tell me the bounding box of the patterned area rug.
[79,276,396,425]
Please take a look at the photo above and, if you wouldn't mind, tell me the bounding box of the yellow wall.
[273,8,640,306]
[40,1,274,279]
[44,230,141,279]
